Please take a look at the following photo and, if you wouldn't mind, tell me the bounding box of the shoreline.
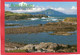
[5,21,77,35]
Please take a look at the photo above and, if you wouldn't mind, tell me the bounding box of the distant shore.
[5,11,48,20]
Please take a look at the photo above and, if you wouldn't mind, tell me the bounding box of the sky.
[5,2,77,14]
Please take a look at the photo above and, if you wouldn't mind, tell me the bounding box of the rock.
[35,42,58,52]
[23,44,36,52]
[46,49,55,52]
[48,43,58,49]
[50,32,73,36]
[35,42,48,50]
[36,50,42,52]
[38,24,43,26]
[14,46,19,49]
[5,42,77,53]
[58,44,68,48]
[56,49,66,52]
[36,49,47,52]
[61,44,68,48]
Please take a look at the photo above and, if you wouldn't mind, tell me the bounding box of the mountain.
[25,9,77,17]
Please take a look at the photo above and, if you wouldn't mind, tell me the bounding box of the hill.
[5,11,48,20]
[25,9,77,17]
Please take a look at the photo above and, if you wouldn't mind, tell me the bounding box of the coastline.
[5,21,77,35]
[5,17,77,53]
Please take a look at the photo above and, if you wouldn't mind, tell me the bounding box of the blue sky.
[5,2,77,14]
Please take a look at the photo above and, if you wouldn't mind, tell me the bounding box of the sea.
[5,17,77,45]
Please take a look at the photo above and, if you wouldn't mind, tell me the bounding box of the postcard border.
[1,0,80,55]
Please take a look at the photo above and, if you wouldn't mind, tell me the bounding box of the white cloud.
[65,6,77,14]
[19,2,27,7]
[63,9,77,14]
[49,6,77,14]
[54,7,65,11]
[5,4,9,7]
[71,6,77,10]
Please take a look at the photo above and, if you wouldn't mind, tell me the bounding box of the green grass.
[6,50,26,52]
[5,11,48,20]
[64,17,77,23]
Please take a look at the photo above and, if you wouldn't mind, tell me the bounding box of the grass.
[6,50,26,52]
[64,17,77,23]
[5,11,48,20]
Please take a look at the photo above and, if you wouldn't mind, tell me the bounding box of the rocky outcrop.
[64,17,77,23]
[5,42,77,53]
[50,32,74,36]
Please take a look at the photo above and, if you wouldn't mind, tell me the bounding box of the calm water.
[5,18,77,45]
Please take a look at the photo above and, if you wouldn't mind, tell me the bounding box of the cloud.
[47,7,65,12]
[66,6,77,14]
[19,2,27,7]
[54,7,65,11]
[5,4,9,7]
[49,6,77,14]
[71,6,77,10]
[63,9,77,14]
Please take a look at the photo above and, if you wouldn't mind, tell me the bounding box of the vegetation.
[5,11,48,20]
[6,50,26,52]
[64,17,77,23]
